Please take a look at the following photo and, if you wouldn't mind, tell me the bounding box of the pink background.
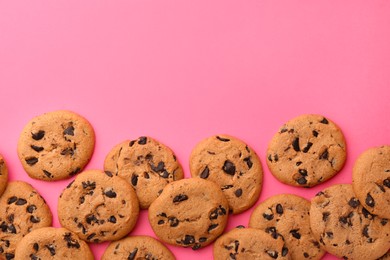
[1,1,389,259]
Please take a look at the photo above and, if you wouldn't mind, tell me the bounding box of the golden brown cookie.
[213,227,291,259]
[310,184,390,260]
[249,194,325,260]
[148,178,229,250]
[102,235,175,260]
[267,114,346,187]
[17,110,95,181]
[58,169,139,243]
[104,136,184,209]
[190,134,263,214]
[0,181,52,260]
[14,227,93,260]
[0,155,8,197]
[353,145,390,219]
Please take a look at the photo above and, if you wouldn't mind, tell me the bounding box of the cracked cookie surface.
[148,178,229,249]
[0,181,52,260]
[57,169,139,242]
[14,227,93,260]
[17,110,95,181]
[267,114,346,187]
[102,235,175,260]
[310,184,390,260]
[353,146,390,219]
[213,227,291,259]
[249,194,325,260]
[0,155,8,197]
[190,134,263,214]
[104,136,184,209]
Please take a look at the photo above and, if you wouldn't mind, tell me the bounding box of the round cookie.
[190,134,263,214]
[267,114,346,187]
[58,169,139,243]
[17,110,95,181]
[104,136,184,209]
[310,184,390,260]
[0,155,8,197]
[0,181,52,260]
[14,227,93,260]
[148,178,229,250]
[249,194,325,260]
[353,146,390,219]
[213,226,291,259]
[102,235,175,260]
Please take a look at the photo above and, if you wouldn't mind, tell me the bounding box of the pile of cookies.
[0,110,389,259]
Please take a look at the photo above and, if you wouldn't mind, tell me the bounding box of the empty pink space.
[1,1,389,259]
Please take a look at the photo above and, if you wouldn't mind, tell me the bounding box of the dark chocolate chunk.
[267,250,278,259]
[64,233,80,249]
[7,196,17,204]
[326,232,333,239]
[297,176,307,185]
[173,194,188,203]
[292,137,300,152]
[43,170,52,178]
[322,212,330,221]
[0,222,7,232]
[7,214,14,223]
[243,157,253,169]
[33,243,39,251]
[5,253,14,260]
[302,142,313,153]
[268,154,273,162]
[216,136,230,142]
[365,193,375,207]
[82,181,96,190]
[381,219,388,226]
[320,118,329,124]
[229,253,236,260]
[200,166,210,179]
[319,149,329,160]
[30,216,40,223]
[25,157,38,166]
[265,226,278,239]
[276,204,283,215]
[8,224,16,234]
[143,172,150,179]
[348,198,360,208]
[160,170,169,178]
[63,126,75,136]
[32,130,45,140]
[131,174,138,186]
[183,235,195,245]
[138,137,147,145]
[104,171,113,177]
[30,145,44,152]
[199,237,207,243]
[222,185,233,190]
[86,214,98,225]
[362,207,375,220]
[128,248,138,260]
[45,244,56,256]
[192,243,201,250]
[86,233,96,240]
[69,167,80,176]
[263,212,274,221]
[282,247,289,257]
[16,198,27,205]
[234,189,242,197]
[304,252,309,258]
[151,161,165,172]
[108,216,117,224]
[362,225,369,238]
[129,140,136,147]
[384,178,390,188]
[290,229,301,239]
[61,148,74,156]
[299,169,308,176]
[158,220,164,225]
[208,224,218,232]
[169,217,179,227]
[222,160,236,175]
[104,189,117,198]
[312,130,319,137]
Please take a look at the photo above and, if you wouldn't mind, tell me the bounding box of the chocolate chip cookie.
[0,181,52,260]
[267,114,346,187]
[353,146,390,219]
[57,169,139,243]
[102,235,175,260]
[148,178,229,250]
[310,184,390,260]
[249,194,325,260]
[17,110,95,181]
[0,155,8,197]
[104,136,184,209]
[14,227,93,260]
[213,226,291,259]
[190,134,263,214]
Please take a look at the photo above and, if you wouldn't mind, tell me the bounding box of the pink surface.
[1,1,390,259]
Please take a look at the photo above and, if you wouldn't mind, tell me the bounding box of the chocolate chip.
[381,219,388,226]
[236,225,245,229]
[0,222,7,232]
[376,183,386,192]
[320,118,329,124]
[160,170,169,178]
[61,148,74,156]
[267,250,279,259]
[192,243,201,250]
[151,161,165,172]
[222,185,233,190]
[32,130,45,140]
[326,232,333,239]
[322,212,330,221]
[209,209,219,220]
[86,214,98,224]
[79,196,85,204]
[297,176,307,185]
[77,223,86,234]
[302,142,313,153]
[216,136,230,142]
[63,126,74,136]
[319,149,329,160]
[25,157,38,166]
[384,178,390,188]
[143,172,150,179]
[348,198,360,208]
[282,247,289,256]
[223,160,236,175]
[82,181,96,190]
[30,216,40,223]
[169,217,179,227]
[33,243,39,251]
[86,233,96,241]
[43,170,53,178]
[365,193,375,207]
[131,174,138,186]
[158,220,164,225]
[199,237,207,243]
[229,253,237,260]
[138,136,147,145]
[362,207,375,219]
[273,154,279,162]
[108,216,117,224]
[200,166,210,179]
[299,169,308,176]
[30,145,44,152]
[64,233,80,249]
[30,254,39,260]
[243,157,253,169]
[263,213,274,221]
[268,154,273,162]
[345,240,351,245]
[173,194,188,203]
[5,253,14,260]
[362,225,369,238]
[276,204,283,215]
[312,130,319,137]
[7,196,17,204]
[208,224,218,232]
[234,189,242,197]
[15,198,27,205]
[104,189,117,198]
[128,248,138,260]
[265,227,278,239]
[105,171,113,177]
[7,215,14,223]
[8,224,16,234]
[292,137,301,152]
[304,252,309,258]
[290,229,301,239]
[183,235,195,245]
[129,140,136,147]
